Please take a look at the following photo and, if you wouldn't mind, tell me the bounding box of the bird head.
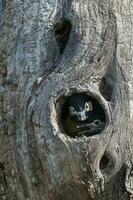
[77,119,106,136]
[67,94,93,122]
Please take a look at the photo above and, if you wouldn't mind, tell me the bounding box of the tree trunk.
[0,0,133,199]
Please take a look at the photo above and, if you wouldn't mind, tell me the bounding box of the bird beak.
[77,123,93,129]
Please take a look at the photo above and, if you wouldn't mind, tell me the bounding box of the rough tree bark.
[0,0,133,199]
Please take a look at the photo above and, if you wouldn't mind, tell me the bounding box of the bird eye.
[94,120,100,126]
[85,101,93,111]
[69,106,76,115]
[85,102,89,111]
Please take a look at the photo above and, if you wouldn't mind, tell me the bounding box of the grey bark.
[0,0,133,200]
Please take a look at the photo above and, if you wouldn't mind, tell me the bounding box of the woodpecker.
[63,94,93,137]
[77,118,106,137]
[67,94,93,122]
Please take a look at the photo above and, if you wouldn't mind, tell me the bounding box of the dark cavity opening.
[100,155,109,171]
[0,162,7,187]
[100,152,116,176]
[54,19,71,54]
[99,77,113,101]
[58,92,106,138]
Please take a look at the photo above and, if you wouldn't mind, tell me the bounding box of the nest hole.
[100,155,109,170]
[100,153,115,175]
[54,19,72,54]
[57,92,107,138]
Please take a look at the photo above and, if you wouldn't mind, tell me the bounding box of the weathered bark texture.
[0,0,133,199]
